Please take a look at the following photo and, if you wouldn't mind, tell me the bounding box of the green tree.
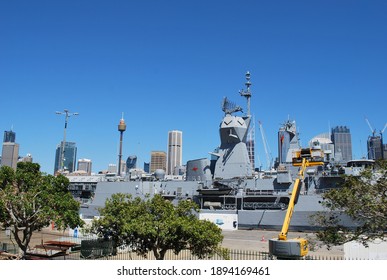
[91,193,225,260]
[312,160,387,248]
[0,162,84,258]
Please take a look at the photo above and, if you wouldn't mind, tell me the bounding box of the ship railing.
[245,189,288,196]
[223,204,237,210]
[245,190,273,195]
[243,202,286,210]
[319,172,344,177]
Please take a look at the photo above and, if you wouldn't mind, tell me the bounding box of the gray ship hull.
[79,180,351,231]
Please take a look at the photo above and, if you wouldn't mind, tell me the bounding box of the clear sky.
[0,0,386,174]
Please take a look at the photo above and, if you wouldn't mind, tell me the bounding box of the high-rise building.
[1,130,19,170]
[331,126,352,162]
[367,135,383,160]
[3,130,16,143]
[143,162,150,173]
[150,151,166,173]
[107,164,117,174]
[1,143,19,169]
[167,130,182,175]
[126,155,137,171]
[54,141,77,173]
[77,158,92,175]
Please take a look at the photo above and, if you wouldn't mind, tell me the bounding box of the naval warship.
[74,72,374,230]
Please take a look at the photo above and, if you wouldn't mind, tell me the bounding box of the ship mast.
[240,71,252,116]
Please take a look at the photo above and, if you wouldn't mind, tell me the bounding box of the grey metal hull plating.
[80,180,349,231]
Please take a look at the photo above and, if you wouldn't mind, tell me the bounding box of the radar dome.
[154,169,165,180]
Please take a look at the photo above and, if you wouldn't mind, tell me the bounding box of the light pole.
[56,109,78,173]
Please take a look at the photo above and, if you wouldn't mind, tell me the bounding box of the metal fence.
[57,248,343,261]
[1,237,344,261]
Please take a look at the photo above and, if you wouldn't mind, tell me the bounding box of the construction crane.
[382,123,387,135]
[258,120,273,170]
[365,117,377,137]
[365,117,387,160]
[269,145,324,259]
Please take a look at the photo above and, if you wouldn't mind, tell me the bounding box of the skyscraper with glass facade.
[331,126,352,162]
[54,141,77,173]
[367,135,383,160]
[3,130,16,143]
[1,130,19,170]
[126,155,137,171]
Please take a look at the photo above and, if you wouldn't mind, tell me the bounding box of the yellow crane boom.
[278,158,307,241]
[269,147,323,259]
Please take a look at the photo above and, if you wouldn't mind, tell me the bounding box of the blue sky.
[0,0,386,174]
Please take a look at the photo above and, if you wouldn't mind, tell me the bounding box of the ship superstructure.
[212,72,253,180]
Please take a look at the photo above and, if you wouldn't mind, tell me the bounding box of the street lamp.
[56,109,79,173]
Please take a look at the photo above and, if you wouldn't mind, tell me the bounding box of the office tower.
[150,151,166,173]
[167,130,182,175]
[1,143,19,170]
[107,164,116,174]
[126,155,137,171]
[3,130,16,143]
[143,162,150,173]
[54,141,77,173]
[331,126,352,162]
[367,135,383,160]
[1,130,19,170]
[77,158,92,175]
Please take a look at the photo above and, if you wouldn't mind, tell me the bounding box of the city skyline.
[1,120,386,174]
[0,1,386,174]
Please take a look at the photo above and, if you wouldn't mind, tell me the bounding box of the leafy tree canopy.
[0,162,84,258]
[312,160,387,248]
[91,193,225,260]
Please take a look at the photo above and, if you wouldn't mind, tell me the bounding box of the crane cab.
[269,238,308,259]
[292,141,324,166]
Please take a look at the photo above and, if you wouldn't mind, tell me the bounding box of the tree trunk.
[12,225,33,259]
[153,247,167,260]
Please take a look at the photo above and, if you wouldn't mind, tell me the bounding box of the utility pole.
[56,109,78,173]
